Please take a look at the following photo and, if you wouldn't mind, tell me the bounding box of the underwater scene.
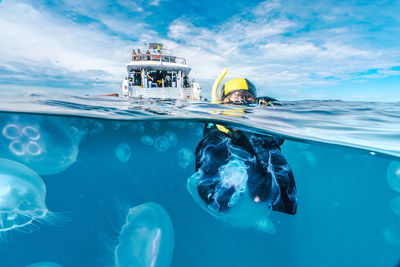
[0,95,400,267]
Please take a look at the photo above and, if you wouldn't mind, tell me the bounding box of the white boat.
[121,43,202,100]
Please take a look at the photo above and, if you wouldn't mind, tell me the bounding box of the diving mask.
[222,90,256,105]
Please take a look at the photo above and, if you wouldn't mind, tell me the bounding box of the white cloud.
[0,0,156,90]
[164,0,400,99]
[0,0,399,100]
[149,0,167,6]
[115,0,145,12]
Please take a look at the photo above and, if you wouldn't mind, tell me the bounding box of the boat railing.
[131,54,186,65]
[129,86,194,99]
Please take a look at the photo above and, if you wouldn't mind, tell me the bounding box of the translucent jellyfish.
[151,121,161,132]
[90,121,104,136]
[178,148,194,169]
[141,135,154,146]
[68,118,89,140]
[187,156,275,234]
[154,136,171,152]
[0,115,81,175]
[164,131,177,148]
[195,127,203,137]
[130,122,145,133]
[187,122,196,129]
[383,226,400,245]
[0,159,55,235]
[390,196,400,215]
[115,202,174,267]
[298,151,318,168]
[387,161,400,192]
[112,122,121,131]
[25,262,63,267]
[168,121,185,129]
[115,143,131,163]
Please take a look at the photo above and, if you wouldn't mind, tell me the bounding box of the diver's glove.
[256,97,281,107]
[258,98,274,107]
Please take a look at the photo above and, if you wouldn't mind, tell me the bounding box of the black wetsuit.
[195,123,297,215]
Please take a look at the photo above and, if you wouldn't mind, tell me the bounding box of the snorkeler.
[191,73,297,215]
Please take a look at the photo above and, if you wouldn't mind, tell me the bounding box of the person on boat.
[191,78,297,215]
[165,74,172,87]
[156,71,163,87]
[172,74,177,87]
[146,50,151,61]
[183,74,190,88]
[146,71,154,87]
[131,49,137,61]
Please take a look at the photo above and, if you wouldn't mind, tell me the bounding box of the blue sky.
[0,0,399,101]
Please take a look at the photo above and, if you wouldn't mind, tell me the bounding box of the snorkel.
[211,68,227,104]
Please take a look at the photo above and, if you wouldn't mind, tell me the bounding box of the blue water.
[0,94,400,267]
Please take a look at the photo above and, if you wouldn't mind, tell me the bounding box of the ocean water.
[0,94,400,267]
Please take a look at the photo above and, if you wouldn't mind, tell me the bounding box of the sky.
[0,0,399,101]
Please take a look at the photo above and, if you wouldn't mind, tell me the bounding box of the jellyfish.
[141,135,154,146]
[130,122,145,133]
[387,161,400,192]
[112,122,121,131]
[25,262,63,267]
[115,202,174,267]
[390,196,400,215]
[151,121,161,132]
[68,118,89,140]
[90,121,104,136]
[298,150,318,169]
[383,226,400,245]
[0,115,81,175]
[178,148,194,169]
[0,158,56,236]
[195,127,203,137]
[164,131,177,148]
[154,136,171,152]
[187,156,275,234]
[187,122,196,129]
[168,121,185,129]
[115,143,131,163]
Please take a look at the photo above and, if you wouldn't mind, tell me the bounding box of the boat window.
[143,70,189,88]
[134,71,141,86]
